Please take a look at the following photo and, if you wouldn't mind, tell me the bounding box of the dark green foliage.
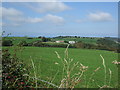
[83,43,94,49]
[54,36,81,38]
[64,41,69,43]
[97,38,117,47]
[2,40,13,46]
[41,37,51,42]
[97,38,119,52]
[38,36,42,38]
[27,37,33,39]
[116,44,120,53]
[42,37,47,42]
[2,49,35,88]
[74,41,96,49]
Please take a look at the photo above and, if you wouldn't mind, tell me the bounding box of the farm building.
[56,41,64,43]
[69,41,75,44]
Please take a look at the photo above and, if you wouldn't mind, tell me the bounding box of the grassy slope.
[5,46,118,88]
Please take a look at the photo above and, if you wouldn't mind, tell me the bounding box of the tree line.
[2,37,120,53]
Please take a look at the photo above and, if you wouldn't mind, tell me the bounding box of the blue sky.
[1,2,118,37]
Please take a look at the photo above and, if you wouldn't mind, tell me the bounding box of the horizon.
[2,34,118,38]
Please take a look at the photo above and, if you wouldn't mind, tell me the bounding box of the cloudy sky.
[1,2,118,37]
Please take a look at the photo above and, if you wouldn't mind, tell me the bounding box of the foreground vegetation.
[3,46,118,88]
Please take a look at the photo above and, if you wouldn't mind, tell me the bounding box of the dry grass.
[100,54,107,85]
[55,44,88,88]
[99,54,113,88]
[30,56,38,88]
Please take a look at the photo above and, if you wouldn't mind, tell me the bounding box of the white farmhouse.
[69,41,75,44]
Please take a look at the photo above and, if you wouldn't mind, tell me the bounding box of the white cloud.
[2,7,23,16]
[44,14,64,24]
[1,7,25,23]
[2,7,44,26]
[10,23,21,26]
[2,6,64,26]
[75,19,87,23]
[88,12,113,22]
[26,17,43,23]
[2,7,23,19]
[26,2,70,13]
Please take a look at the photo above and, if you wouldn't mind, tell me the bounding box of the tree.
[42,37,47,42]
[64,41,69,43]
[38,36,42,38]
[41,37,51,42]
[75,36,77,38]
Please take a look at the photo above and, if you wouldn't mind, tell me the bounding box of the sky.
[1,2,118,37]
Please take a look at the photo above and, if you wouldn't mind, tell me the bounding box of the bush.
[97,38,118,48]
[2,40,13,46]
[2,49,35,88]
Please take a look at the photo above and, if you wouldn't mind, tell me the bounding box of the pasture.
[5,46,118,88]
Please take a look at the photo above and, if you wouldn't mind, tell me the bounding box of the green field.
[3,37,99,45]
[5,46,118,88]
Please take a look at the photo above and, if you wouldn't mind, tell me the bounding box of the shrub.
[2,49,35,88]
[2,40,13,46]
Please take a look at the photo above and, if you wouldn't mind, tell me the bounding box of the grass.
[4,46,118,88]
